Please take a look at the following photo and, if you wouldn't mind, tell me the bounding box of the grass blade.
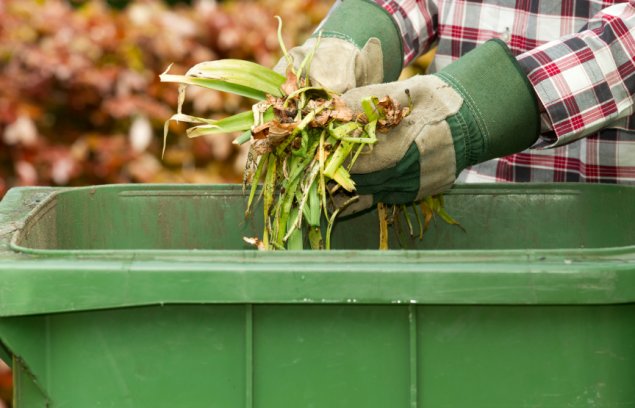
[361,96,381,122]
[160,61,285,100]
[186,59,285,96]
[275,16,294,74]
[286,208,304,250]
[160,74,270,100]
[308,226,323,250]
[233,130,252,145]
[275,175,302,245]
[306,179,320,227]
[324,140,354,179]
[378,203,389,250]
[245,153,268,217]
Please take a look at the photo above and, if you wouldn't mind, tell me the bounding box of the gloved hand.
[339,40,541,213]
[273,0,404,93]
[273,37,384,94]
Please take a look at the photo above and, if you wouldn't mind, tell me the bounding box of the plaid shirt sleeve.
[516,1,635,148]
[370,0,439,64]
[371,0,635,149]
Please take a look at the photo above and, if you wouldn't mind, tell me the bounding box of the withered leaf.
[267,121,294,146]
[312,110,330,127]
[251,122,270,140]
[329,96,353,122]
[268,121,295,136]
[267,94,297,123]
[243,236,266,250]
[374,96,410,132]
[252,139,272,155]
[281,66,298,96]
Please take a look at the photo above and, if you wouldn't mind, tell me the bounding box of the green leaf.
[187,60,285,95]
[245,153,268,217]
[361,96,381,122]
[286,208,304,250]
[275,174,301,245]
[186,111,253,138]
[285,163,320,241]
[297,32,322,87]
[233,130,252,145]
[275,15,294,75]
[331,166,355,192]
[306,179,320,227]
[308,226,323,250]
[435,207,466,232]
[184,109,275,140]
[161,74,269,100]
[323,140,355,180]
[160,60,285,100]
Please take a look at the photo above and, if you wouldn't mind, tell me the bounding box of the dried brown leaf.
[243,236,266,250]
[252,139,272,155]
[281,66,298,95]
[329,95,353,122]
[251,122,270,140]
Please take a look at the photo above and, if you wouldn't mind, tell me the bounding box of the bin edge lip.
[8,242,635,262]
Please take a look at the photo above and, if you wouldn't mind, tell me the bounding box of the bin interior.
[12,184,635,251]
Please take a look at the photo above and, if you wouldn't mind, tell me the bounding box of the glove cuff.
[434,39,540,172]
[316,0,403,82]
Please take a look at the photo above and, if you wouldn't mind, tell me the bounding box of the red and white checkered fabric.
[368,0,635,183]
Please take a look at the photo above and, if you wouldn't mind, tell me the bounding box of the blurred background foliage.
[0,0,331,200]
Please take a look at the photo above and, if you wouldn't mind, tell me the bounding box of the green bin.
[0,183,634,407]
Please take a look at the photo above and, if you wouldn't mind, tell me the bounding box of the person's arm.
[517,1,635,148]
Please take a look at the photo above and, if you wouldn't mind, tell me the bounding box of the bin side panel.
[44,305,247,408]
[0,342,11,368]
[0,317,50,406]
[4,303,635,407]
[252,305,412,408]
[14,359,48,408]
[419,304,635,407]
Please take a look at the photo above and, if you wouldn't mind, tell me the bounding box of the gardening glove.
[340,39,541,214]
[273,0,404,93]
[273,37,384,94]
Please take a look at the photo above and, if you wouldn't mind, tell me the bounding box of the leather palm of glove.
[340,40,541,214]
[274,37,384,94]
[272,0,404,93]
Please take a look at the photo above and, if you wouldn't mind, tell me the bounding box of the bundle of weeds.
[246,71,412,250]
[161,18,461,250]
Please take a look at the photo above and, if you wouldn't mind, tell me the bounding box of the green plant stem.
[262,155,278,249]
[286,208,304,250]
[245,153,268,217]
[323,141,354,179]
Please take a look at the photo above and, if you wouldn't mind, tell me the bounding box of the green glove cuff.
[316,0,404,82]
[434,39,540,173]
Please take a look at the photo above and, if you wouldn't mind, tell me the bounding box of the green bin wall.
[0,184,634,408]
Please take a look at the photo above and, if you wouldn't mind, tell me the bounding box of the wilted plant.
[162,18,461,250]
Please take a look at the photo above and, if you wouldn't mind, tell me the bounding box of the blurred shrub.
[0,0,331,198]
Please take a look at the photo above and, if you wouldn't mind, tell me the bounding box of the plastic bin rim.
[6,182,635,261]
[1,184,635,315]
